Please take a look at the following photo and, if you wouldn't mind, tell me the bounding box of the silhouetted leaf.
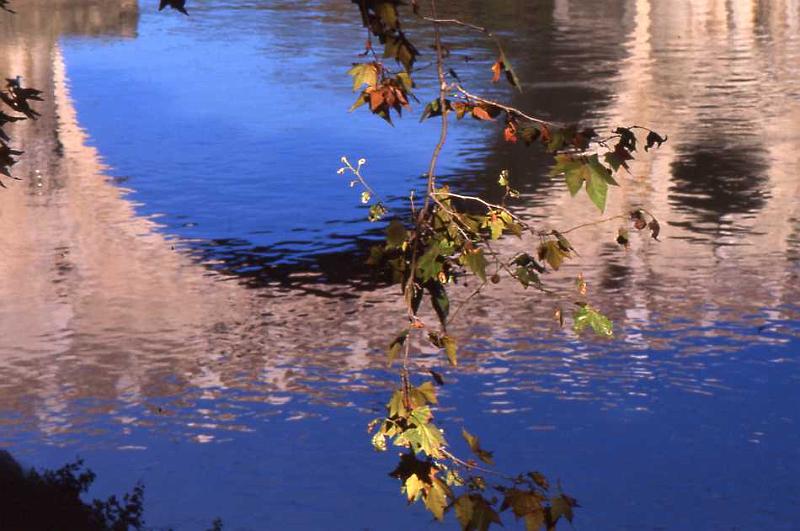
[159,0,188,15]
[386,219,407,248]
[427,281,449,326]
[648,218,661,240]
[462,428,494,465]
[644,130,667,151]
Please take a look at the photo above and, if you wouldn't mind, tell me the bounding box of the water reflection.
[0,1,799,529]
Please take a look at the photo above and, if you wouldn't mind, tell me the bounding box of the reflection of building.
[0,1,798,441]
[0,2,250,437]
[487,0,800,343]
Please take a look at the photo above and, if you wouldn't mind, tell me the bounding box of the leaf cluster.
[0,77,41,185]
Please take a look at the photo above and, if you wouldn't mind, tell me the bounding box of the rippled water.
[1,1,799,529]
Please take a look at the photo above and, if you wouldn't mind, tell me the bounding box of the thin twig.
[454,84,561,127]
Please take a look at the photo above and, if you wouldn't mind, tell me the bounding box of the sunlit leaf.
[347,63,379,92]
[443,335,457,367]
[572,305,613,337]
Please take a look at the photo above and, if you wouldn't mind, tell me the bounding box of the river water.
[1,1,799,529]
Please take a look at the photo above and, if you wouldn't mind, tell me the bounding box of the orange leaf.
[369,91,384,111]
[472,106,493,121]
[491,60,503,83]
[504,123,517,143]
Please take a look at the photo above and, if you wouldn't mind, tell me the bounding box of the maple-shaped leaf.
[347,63,379,92]
[159,0,188,15]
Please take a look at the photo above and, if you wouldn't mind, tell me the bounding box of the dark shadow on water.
[0,450,144,531]
[669,143,770,233]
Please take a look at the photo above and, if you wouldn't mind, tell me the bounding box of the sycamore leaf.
[375,1,399,30]
[501,488,544,526]
[472,106,493,121]
[424,478,451,521]
[410,381,438,406]
[537,240,570,271]
[515,266,539,288]
[427,281,449,327]
[396,406,445,458]
[644,130,668,151]
[347,63,378,92]
[404,473,425,502]
[548,494,579,525]
[386,219,407,248]
[462,428,494,465]
[463,249,488,282]
[572,305,613,337]
[453,494,503,531]
[454,494,475,529]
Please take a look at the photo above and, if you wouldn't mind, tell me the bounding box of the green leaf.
[410,381,438,406]
[427,281,449,326]
[463,249,488,282]
[515,266,539,288]
[346,63,378,92]
[461,428,494,465]
[585,166,609,212]
[417,246,443,282]
[375,1,399,30]
[386,219,407,248]
[572,305,613,337]
[396,406,445,458]
[387,388,408,418]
